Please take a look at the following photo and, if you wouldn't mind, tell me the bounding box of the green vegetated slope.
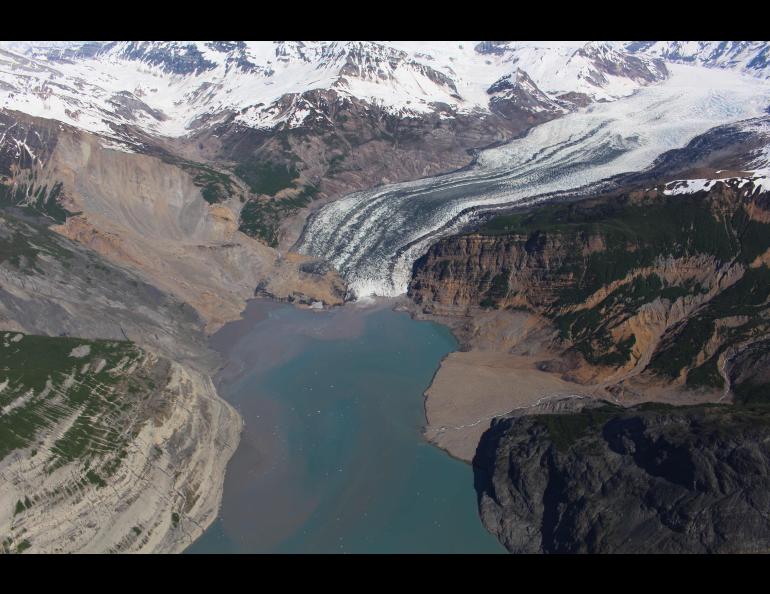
[236,160,299,196]
[213,86,540,248]
[163,152,321,247]
[0,139,213,553]
[483,190,770,382]
[485,185,770,386]
[235,159,319,247]
[466,181,770,554]
[0,331,168,471]
[180,161,240,205]
[0,331,172,553]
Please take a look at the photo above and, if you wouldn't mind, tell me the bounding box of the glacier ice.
[296,64,770,298]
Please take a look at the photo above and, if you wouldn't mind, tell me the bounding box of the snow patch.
[69,345,91,358]
[663,168,770,196]
[0,41,670,140]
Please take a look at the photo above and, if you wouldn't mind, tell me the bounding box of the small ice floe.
[309,301,324,310]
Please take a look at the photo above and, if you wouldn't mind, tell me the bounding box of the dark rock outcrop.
[474,401,770,553]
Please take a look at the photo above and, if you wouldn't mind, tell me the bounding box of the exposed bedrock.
[0,208,242,553]
[407,177,770,463]
[408,168,770,553]
[188,88,561,250]
[409,181,770,397]
[474,399,770,553]
[0,333,239,554]
[198,87,556,198]
[0,109,347,333]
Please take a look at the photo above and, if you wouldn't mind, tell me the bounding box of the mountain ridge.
[0,41,671,142]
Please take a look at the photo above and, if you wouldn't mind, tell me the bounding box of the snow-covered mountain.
[625,41,770,79]
[0,41,669,142]
[480,41,668,103]
[487,69,565,118]
[6,40,768,256]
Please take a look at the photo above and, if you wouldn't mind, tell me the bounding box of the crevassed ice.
[296,64,770,299]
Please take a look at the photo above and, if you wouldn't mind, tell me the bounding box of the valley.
[186,299,504,553]
[296,64,770,298]
[1,40,770,554]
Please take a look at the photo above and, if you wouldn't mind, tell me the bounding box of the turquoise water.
[186,300,503,554]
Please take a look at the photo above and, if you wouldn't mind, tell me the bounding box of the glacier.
[296,64,770,298]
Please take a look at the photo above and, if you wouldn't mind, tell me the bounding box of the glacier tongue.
[295,64,770,299]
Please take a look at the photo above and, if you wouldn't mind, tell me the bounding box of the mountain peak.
[0,41,677,140]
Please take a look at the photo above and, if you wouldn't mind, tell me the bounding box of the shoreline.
[183,297,396,552]
[182,294,487,552]
[0,346,242,554]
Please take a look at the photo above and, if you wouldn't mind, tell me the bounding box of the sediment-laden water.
[186,299,503,553]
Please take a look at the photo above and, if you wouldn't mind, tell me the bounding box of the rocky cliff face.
[409,181,770,396]
[0,107,350,554]
[9,41,657,249]
[0,207,241,553]
[474,399,770,553]
[0,110,346,332]
[408,163,770,553]
[0,104,351,555]
[0,332,239,553]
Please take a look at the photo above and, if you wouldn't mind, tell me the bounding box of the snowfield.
[0,41,667,140]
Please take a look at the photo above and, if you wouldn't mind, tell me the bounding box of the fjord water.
[186,299,503,553]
